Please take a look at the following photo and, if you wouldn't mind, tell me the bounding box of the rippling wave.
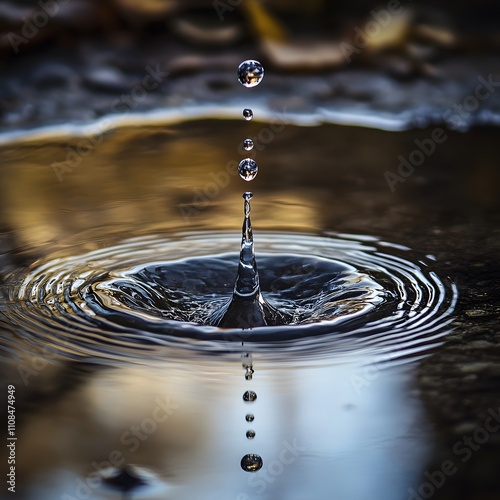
[0,232,457,362]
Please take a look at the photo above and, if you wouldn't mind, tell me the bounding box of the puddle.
[0,118,499,499]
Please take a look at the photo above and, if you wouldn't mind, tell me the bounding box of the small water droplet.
[243,390,257,402]
[245,367,254,381]
[238,159,258,182]
[238,60,264,88]
[243,138,254,151]
[246,414,254,422]
[241,454,263,472]
[243,109,253,121]
[246,430,256,439]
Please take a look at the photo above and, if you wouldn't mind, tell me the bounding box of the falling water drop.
[245,414,255,422]
[241,454,263,473]
[238,60,264,88]
[242,352,254,380]
[208,59,287,328]
[243,138,254,151]
[243,109,253,121]
[245,367,254,381]
[238,159,258,181]
[243,390,257,402]
[246,430,256,440]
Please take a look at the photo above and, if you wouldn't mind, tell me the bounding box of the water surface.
[0,118,499,499]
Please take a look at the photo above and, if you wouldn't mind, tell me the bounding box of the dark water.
[0,119,499,499]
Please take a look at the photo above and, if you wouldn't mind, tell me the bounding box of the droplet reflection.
[237,60,264,88]
[243,390,257,402]
[241,453,263,472]
[245,367,254,381]
[243,109,253,121]
[238,159,258,181]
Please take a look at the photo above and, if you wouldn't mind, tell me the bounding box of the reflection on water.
[1,118,498,499]
[10,355,430,500]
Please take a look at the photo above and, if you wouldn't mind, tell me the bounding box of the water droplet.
[245,367,254,381]
[241,454,263,472]
[238,159,258,182]
[246,414,255,422]
[243,109,253,121]
[243,138,254,151]
[241,352,252,362]
[243,390,257,402]
[246,430,256,439]
[238,60,264,88]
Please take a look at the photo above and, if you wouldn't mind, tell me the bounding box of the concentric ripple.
[0,232,457,361]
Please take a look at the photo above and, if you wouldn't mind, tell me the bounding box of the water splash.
[0,231,457,361]
[209,194,288,329]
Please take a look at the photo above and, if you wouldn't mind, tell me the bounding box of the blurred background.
[0,0,499,131]
[1,1,500,500]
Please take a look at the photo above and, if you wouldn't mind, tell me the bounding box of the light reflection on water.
[2,117,490,499]
[15,357,430,500]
